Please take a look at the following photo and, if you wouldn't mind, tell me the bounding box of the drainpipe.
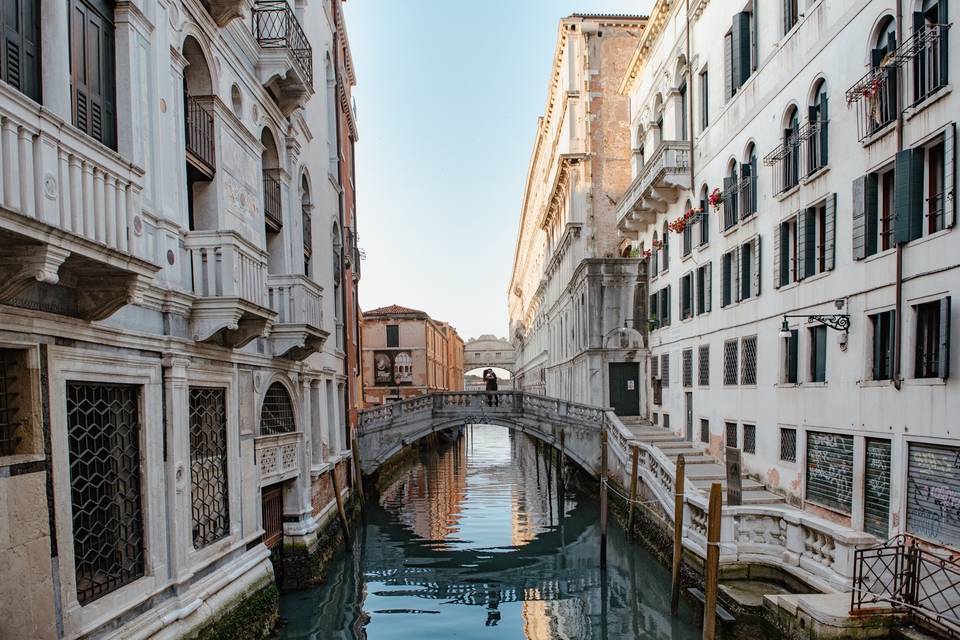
[686,0,695,187]
[893,0,905,390]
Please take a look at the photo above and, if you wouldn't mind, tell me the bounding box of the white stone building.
[618,0,958,546]
[509,14,649,416]
[0,0,359,637]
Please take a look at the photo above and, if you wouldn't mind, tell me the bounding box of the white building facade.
[509,14,650,417]
[0,0,359,637]
[618,0,958,546]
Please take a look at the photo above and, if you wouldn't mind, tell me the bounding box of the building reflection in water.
[278,426,702,640]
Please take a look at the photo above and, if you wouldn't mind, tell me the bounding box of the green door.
[608,363,640,416]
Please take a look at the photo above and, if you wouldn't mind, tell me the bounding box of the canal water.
[277,425,703,639]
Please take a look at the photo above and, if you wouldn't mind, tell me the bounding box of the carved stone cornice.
[0,245,70,303]
[619,0,676,96]
[537,154,585,230]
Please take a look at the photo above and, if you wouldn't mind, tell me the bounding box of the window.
[783,0,798,34]
[723,161,739,230]
[871,310,896,380]
[661,221,670,273]
[386,324,399,348]
[0,0,40,102]
[796,196,837,279]
[67,382,144,604]
[700,418,710,444]
[699,67,709,131]
[651,353,659,381]
[698,345,710,386]
[696,263,711,314]
[776,215,799,287]
[912,0,949,105]
[915,298,951,378]
[260,382,297,435]
[0,350,29,457]
[782,328,799,384]
[927,138,947,234]
[739,239,754,301]
[724,4,756,100]
[70,0,118,150]
[781,107,800,193]
[652,412,659,425]
[189,387,230,549]
[661,353,670,388]
[743,424,756,454]
[809,325,827,382]
[806,431,854,514]
[651,232,660,274]
[663,413,671,430]
[807,82,829,175]
[740,146,758,219]
[723,339,738,385]
[658,285,672,327]
[881,166,895,250]
[698,186,710,246]
[683,349,693,387]
[780,427,797,462]
[679,80,688,141]
[681,272,693,320]
[721,249,736,307]
[726,421,738,448]
[740,335,757,385]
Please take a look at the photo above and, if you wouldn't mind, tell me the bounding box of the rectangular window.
[810,325,827,382]
[661,353,670,388]
[699,68,709,131]
[698,345,710,386]
[915,298,951,378]
[740,335,757,385]
[189,387,230,549]
[0,0,40,102]
[679,80,688,141]
[743,424,756,454]
[780,427,797,462]
[721,251,733,307]
[663,413,671,430]
[651,353,659,381]
[700,418,710,444]
[880,168,895,251]
[783,0,798,34]
[806,431,854,514]
[386,324,399,347]
[67,382,144,604]
[723,339,738,385]
[682,348,693,387]
[652,412,659,425]
[725,421,738,448]
[681,273,693,319]
[740,241,753,301]
[777,216,799,288]
[70,0,118,150]
[783,329,799,384]
[871,310,896,380]
[696,265,707,314]
[927,139,946,234]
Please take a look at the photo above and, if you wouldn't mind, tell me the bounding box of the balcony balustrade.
[255,431,302,486]
[252,0,314,113]
[0,83,158,320]
[266,273,328,359]
[263,170,282,232]
[185,95,216,179]
[184,230,275,348]
[616,141,690,233]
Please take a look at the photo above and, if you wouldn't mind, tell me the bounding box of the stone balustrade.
[267,274,323,327]
[616,140,690,232]
[185,230,269,307]
[255,432,302,486]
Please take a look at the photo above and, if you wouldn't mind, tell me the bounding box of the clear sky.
[343,0,653,342]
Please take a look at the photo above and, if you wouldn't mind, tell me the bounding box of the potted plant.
[708,187,723,211]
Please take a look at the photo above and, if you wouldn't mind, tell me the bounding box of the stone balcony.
[255,431,302,486]
[616,141,691,234]
[266,273,328,359]
[0,83,158,321]
[184,230,276,348]
[252,0,314,114]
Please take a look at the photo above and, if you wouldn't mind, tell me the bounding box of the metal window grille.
[67,382,144,605]
[743,424,756,454]
[661,353,670,388]
[260,382,296,435]
[682,349,693,388]
[185,94,216,173]
[726,421,738,448]
[252,0,314,88]
[740,335,758,385]
[780,427,797,462]
[700,418,709,444]
[723,340,738,385]
[189,387,230,549]
[0,350,20,456]
[698,345,709,386]
[263,170,283,232]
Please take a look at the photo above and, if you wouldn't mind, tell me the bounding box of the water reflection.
[278,426,702,640]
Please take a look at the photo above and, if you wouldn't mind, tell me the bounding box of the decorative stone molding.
[75,274,148,322]
[204,0,246,27]
[0,245,70,303]
[189,298,274,348]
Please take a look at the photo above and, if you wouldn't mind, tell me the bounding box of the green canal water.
[277,425,704,639]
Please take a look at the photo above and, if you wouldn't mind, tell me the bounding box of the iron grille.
[682,349,693,388]
[698,345,709,386]
[763,132,801,195]
[0,350,20,456]
[189,387,230,549]
[740,335,758,385]
[263,171,282,232]
[651,355,659,381]
[185,94,216,174]
[261,382,296,435]
[723,340,738,386]
[252,0,314,88]
[67,382,144,605]
[743,424,756,454]
[738,174,757,218]
[302,207,312,254]
[725,421,738,448]
[700,418,709,444]
[804,119,827,176]
[660,353,670,388]
[780,428,797,462]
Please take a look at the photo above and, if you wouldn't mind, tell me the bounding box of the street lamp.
[778,314,851,339]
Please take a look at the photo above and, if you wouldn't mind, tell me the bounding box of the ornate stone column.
[161,354,192,584]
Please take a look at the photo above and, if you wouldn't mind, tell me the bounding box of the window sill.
[804,381,828,388]
[721,224,739,238]
[740,384,757,390]
[740,212,758,224]
[858,379,893,388]
[696,241,710,252]
[775,185,800,203]
[905,377,946,387]
[904,84,952,122]
[907,226,953,248]
[681,253,694,263]
[801,165,830,185]
[0,453,46,474]
[861,122,895,148]
[863,246,896,263]
[776,382,799,388]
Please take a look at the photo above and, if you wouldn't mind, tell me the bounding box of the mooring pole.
[331,464,351,547]
[351,440,365,506]
[670,454,686,616]
[703,482,722,640]
[600,429,609,570]
[628,445,639,531]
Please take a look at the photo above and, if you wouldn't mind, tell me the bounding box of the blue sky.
[344,0,653,341]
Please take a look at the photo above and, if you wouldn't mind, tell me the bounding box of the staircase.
[619,417,784,505]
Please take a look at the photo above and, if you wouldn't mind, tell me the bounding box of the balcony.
[185,95,216,180]
[0,83,158,321]
[255,431,302,486]
[266,274,328,359]
[252,1,314,114]
[616,141,690,234]
[263,170,282,232]
[184,230,276,348]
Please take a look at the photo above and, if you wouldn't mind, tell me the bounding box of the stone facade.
[0,0,361,637]
[508,14,649,414]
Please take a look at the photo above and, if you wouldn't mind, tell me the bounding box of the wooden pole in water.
[600,429,609,569]
[331,463,351,547]
[670,454,686,616]
[351,440,365,506]
[628,445,639,531]
[702,482,722,640]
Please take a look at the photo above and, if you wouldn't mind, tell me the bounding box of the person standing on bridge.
[483,368,499,406]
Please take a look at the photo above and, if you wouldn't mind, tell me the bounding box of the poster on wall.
[374,352,394,385]
[394,351,413,385]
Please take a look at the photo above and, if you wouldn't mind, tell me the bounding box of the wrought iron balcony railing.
[763,132,801,196]
[846,66,897,141]
[252,0,313,88]
[263,170,282,232]
[185,94,216,175]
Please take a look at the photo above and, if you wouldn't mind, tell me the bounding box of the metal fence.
[252,0,314,88]
[185,94,216,173]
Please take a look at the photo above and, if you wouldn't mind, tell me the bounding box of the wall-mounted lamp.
[778,314,851,339]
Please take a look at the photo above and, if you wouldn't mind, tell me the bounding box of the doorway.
[608,363,640,416]
[685,392,693,441]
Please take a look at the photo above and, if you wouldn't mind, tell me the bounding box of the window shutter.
[750,1,758,71]
[940,296,951,379]
[733,12,751,88]
[788,330,799,383]
[666,285,672,325]
[752,236,761,297]
[704,262,712,312]
[804,208,816,276]
[733,246,742,302]
[820,94,829,166]
[724,32,734,100]
[945,122,956,228]
[939,2,949,85]
[650,293,659,329]
[797,210,808,279]
[825,193,836,270]
[894,149,923,244]
[740,162,752,216]
[721,253,730,307]
[853,174,878,259]
[70,0,117,150]
[872,316,883,380]
[723,176,736,227]
[700,197,710,245]
[774,221,783,288]
[1,0,40,101]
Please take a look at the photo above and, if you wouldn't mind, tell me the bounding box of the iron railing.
[906,23,950,106]
[852,534,960,639]
[185,95,216,173]
[802,119,828,176]
[764,132,801,195]
[0,352,19,456]
[263,171,282,231]
[738,174,757,219]
[928,191,946,235]
[252,0,313,88]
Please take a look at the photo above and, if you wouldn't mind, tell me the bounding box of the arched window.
[723,159,739,230]
[914,0,948,102]
[633,125,646,175]
[654,95,664,147]
[682,198,693,257]
[698,184,710,246]
[301,174,313,277]
[261,128,284,274]
[183,36,216,230]
[661,220,670,273]
[260,382,296,435]
[651,230,659,275]
[808,80,828,173]
[782,106,800,192]
[742,143,758,217]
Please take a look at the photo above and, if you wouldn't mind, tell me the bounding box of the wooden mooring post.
[702,482,722,640]
[600,430,609,569]
[627,445,639,531]
[331,464,351,547]
[670,454,686,615]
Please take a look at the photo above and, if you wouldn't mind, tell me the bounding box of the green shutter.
[733,12,752,87]
[797,211,809,279]
[779,222,790,286]
[820,94,829,166]
[872,315,883,380]
[750,0,758,71]
[805,208,816,276]
[666,285,672,325]
[1,0,40,102]
[722,252,731,307]
[940,296,951,379]
[704,262,712,312]
[724,31,733,100]
[825,193,836,270]
[650,293,659,329]
[788,329,798,383]
[774,220,782,288]
[752,236,761,297]
[894,149,924,244]
[700,197,710,244]
[945,123,956,229]
[939,2,949,87]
